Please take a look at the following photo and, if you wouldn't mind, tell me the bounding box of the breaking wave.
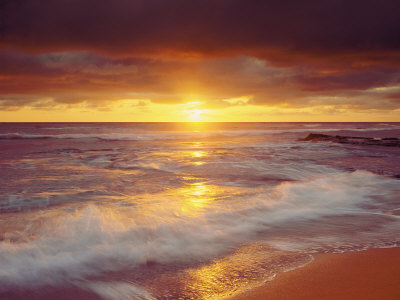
[0,171,398,290]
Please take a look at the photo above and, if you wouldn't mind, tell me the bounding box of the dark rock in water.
[301,133,331,141]
[300,133,400,147]
[382,137,399,141]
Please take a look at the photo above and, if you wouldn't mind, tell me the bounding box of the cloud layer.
[0,0,399,117]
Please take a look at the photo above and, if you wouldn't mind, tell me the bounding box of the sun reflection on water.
[180,245,312,299]
[192,151,204,158]
[178,182,214,215]
[181,245,285,299]
[191,150,206,166]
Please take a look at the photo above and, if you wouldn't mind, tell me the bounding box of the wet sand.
[233,247,400,300]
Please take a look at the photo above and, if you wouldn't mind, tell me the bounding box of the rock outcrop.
[300,133,400,147]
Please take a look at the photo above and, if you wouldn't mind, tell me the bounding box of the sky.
[0,0,399,122]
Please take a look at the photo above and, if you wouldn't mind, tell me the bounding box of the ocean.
[0,122,399,299]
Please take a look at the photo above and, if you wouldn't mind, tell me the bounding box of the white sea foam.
[0,171,398,291]
[79,281,155,300]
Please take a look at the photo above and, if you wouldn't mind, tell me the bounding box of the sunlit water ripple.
[0,122,399,299]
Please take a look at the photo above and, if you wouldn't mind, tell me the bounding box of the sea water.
[0,122,399,299]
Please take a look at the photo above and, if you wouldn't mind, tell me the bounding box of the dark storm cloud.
[294,67,400,92]
[0,51,178,95]
[1,0,399,61]
[0,0,399,113]
[0,51,62,76]
[385,92,400,101]
[1,51,399,110]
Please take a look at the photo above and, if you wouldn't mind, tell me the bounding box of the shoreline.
[231,247,400,300]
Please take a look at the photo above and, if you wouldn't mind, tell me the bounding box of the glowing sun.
[189,109,203,121]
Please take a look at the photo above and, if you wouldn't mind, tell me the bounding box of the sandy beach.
[233,247,400,300]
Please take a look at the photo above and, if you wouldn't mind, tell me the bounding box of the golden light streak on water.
[192,151,204,158]
[178,182,215,215]
[181,244,308,299]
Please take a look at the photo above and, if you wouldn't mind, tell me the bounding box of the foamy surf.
[0,122,399,299]
[78,281,156,300]
[0,171,399,295]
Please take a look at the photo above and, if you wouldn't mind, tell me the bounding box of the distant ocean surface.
[0,122,399,299]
